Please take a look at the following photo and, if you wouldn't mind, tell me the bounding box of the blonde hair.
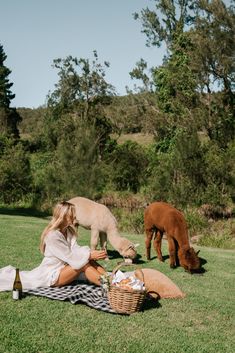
[40,201,77,253]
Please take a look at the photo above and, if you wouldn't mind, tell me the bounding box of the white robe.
[0,230,91,291]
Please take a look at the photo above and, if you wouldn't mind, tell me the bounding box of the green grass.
[112,132,154,146]
[0,212,235,353]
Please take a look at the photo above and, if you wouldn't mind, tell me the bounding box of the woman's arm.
[45,231,91,270]
[72,239,107,260]
[89,250,107,260]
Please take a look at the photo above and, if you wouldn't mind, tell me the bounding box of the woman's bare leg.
[89,260,106,275]
[54,265,86,287]
[84,265,105,285]
[54,262,106,287]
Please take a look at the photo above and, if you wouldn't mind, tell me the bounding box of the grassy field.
[0,211,235,353]
[114,132,154,146]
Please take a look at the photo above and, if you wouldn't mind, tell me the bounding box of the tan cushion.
[135,268,185,299]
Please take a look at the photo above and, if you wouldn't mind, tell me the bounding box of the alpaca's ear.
[126,243,139,251]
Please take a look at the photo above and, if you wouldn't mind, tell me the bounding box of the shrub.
[0,139,32,203]
[108,141,148,193]
[111,207,144,234]
[198,232,234,249]
[184,208,208,236]
[201,142,234,205]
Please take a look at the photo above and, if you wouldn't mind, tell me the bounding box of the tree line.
[0,0,234,212]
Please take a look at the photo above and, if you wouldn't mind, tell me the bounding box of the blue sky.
[1,0,164,108]
[1,0,232,108]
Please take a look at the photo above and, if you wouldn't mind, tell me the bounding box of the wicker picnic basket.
[108,262,146,314]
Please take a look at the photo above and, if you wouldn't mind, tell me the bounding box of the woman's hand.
[89,250,107,261]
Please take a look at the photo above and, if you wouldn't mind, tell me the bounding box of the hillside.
[17,92,158,138]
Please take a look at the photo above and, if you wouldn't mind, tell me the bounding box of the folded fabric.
[25,282,116,313]
[135,268,185,299]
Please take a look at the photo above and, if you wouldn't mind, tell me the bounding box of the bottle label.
[13,289,20,300]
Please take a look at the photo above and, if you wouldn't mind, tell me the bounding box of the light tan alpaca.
[68,197,138,260]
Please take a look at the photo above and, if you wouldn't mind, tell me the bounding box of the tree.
[128,58,154,93]
[153,32,198,114]
[191,0,235,97]
[0,138,32,203]
[0,44,21,138]
[38,51,116,205]
[189,0,235,146]
[134,0,197,50]
[134,1,235,146]
[135,3,199,146]
[108,141,148,193]
[48,50,115,117]
[134,0,235,206]
[43,50,115,150]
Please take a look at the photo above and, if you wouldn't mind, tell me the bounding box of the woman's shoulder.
[45,229,64,242]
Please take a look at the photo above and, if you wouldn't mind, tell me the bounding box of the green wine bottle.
[12,268,23,300]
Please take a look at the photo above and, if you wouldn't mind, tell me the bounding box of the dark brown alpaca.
[144,202,201,272]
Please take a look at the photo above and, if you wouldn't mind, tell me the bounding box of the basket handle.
[111,262,145,283]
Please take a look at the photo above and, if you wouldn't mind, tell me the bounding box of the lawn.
[0,211,234,353]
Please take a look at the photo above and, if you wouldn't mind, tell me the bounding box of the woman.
[0,201,107,291]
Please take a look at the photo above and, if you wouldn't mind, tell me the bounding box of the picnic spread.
[1,263,185,314]
[25,264,147,315]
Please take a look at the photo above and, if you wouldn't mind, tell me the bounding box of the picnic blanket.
[25,282,116,313]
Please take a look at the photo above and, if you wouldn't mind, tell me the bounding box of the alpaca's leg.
[174,240,180,267]
[167,236,177,268]
[99,232,109,260]
[99,232,107,252]
[145,228,154,260]
[90,228,99,250]
[153,230,163,262]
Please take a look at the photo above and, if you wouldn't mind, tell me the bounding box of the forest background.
[0,0,234,249]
